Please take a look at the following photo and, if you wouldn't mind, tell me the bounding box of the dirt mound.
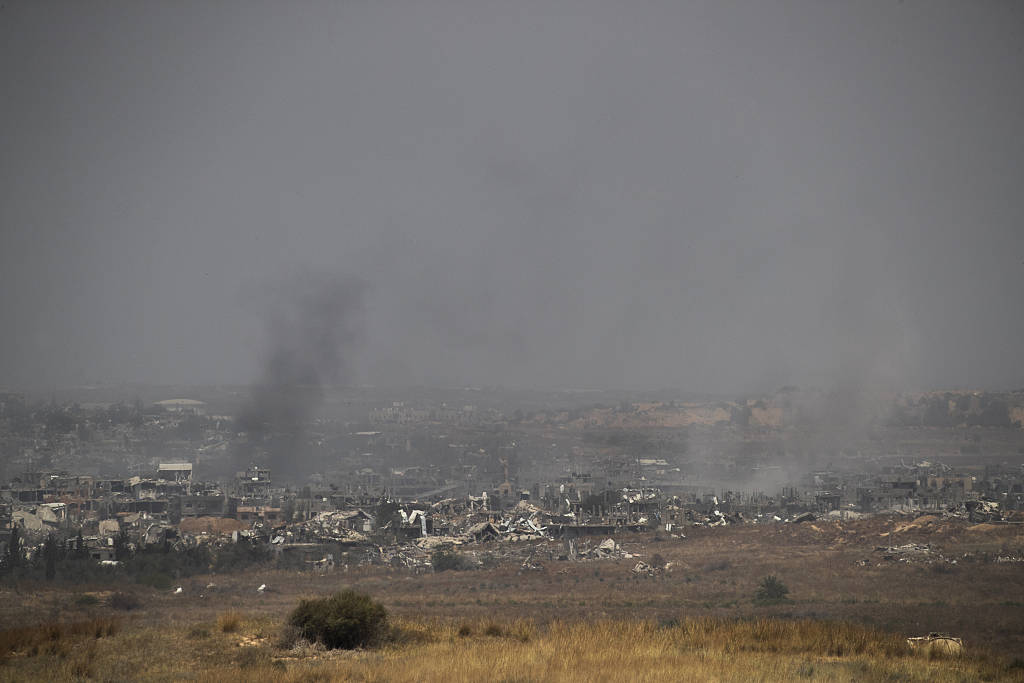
[912,514,941,525]
[890,515,942,534]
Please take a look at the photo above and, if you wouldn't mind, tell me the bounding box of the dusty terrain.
[1,514,1023,680]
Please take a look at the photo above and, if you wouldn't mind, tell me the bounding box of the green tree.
[43,534,58,580]
[754,575,790,604]
[4,525,21,570]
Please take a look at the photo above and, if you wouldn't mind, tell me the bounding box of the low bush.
[75,594,100,607]
[483,622,505,637]
[510,620,535,642]
[431,548,470,571]
[755,575,791,604]
[0,617,120,661]
[218,611,243,633]
[287,589,388,650]
[275,623,307,650]
[108,591,141,611]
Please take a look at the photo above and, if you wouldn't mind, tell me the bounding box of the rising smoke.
[235,271,366,479]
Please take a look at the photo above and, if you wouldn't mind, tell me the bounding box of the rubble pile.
[300,511,370,544]
[943,500,1004,523]
[377,545,432,570]
[559,537,636,562]
[630,559,671,576]
[6,434,1024,581]
[993,554,1024,563]
[874,542,955,565]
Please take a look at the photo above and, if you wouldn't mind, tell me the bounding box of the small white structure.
[154,398,206,415]
[158,463,193,482]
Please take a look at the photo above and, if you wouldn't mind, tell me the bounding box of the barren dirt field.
[1,515,1023,681]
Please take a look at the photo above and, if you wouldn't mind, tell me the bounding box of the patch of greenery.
[287,589,388,650]
[754,575,791,604]
[431,548,470,571]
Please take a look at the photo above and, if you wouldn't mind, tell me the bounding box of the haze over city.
[4,3,1024,680]
[2,0,1022,394]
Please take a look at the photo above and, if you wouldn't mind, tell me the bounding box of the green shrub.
[754,575,790,604]
[431,548,469,571]
[275,623,303,649]
[287,590,388,650]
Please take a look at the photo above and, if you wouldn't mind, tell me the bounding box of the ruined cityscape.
[2,383,1024,679]
[3,386,1024,578]
[4,0,1024,680]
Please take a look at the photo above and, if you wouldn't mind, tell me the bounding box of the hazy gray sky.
[2,0,1022,393]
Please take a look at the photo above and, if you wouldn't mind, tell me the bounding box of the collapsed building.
[3,443,1023,577]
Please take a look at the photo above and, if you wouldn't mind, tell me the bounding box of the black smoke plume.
[235,271,365,480]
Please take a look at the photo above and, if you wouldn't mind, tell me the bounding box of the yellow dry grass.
[217,611,243,633]
[1,615,1020,683]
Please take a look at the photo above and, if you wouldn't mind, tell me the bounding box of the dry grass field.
[0,613,1019,682]
[1,515,1022,681]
